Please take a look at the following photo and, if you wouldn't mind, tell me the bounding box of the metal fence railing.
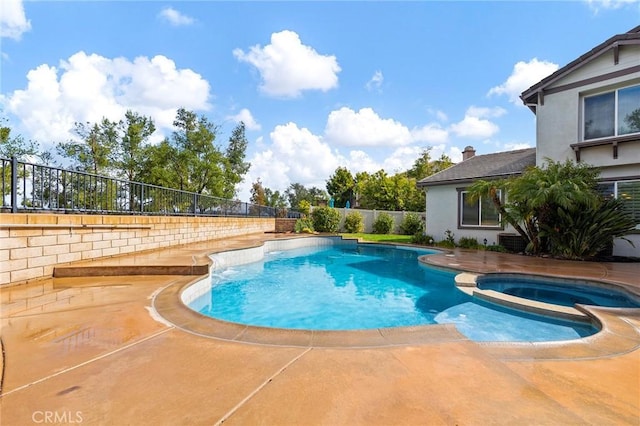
[1,157,301,219]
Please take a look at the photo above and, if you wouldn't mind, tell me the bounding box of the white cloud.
[502,142,533,151]
[324,107,413,147]
[240,122,342,199]
[449,106,503,139]
[3,51,211,145]
[158,7,195,26]
[410,123,449,144]
[426,107,448,122]
[233,30,341,98]
[346,150,381,174]
[366,70,384,92]
[381,146,425,173]
[488,58,559,104]
[586,0,639,12]
[1,0,31,40]
[227,108,261,131]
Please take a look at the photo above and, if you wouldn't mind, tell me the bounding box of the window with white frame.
[459,190,501,228]
[597,180,640,229]
[584,84,640,140]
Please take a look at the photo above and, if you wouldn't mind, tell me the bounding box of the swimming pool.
[187,239,599,342]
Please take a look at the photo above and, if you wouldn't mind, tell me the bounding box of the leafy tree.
[264,188,288,208]
[57,118,118,174]
[0,118,40,160]
[114,110,155,182]
[250,178,266,206]
[223,122,251,199]
[286,183,329,208]
[139,140,177,188]
[358,170,395,210]
[357,171,423,211]
[169,108,225,195]
[406,149,453,180]
[1,119,44,203]
[326,167,354,207]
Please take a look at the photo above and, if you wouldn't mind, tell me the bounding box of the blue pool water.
[477,276,640,308]
[190,244,597,342]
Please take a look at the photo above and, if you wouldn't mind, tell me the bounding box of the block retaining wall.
[0,213,275,285]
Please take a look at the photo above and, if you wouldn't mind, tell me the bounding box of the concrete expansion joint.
[0,328,173,398]
[213,347,312,425]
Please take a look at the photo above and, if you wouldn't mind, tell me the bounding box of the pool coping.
[150,236,640,359]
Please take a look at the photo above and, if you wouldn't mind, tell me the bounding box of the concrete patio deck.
[1,233,639,425]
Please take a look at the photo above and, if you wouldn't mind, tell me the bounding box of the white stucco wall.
[534,44,640,257]
[424,185,517,246]
[535,45,640,174]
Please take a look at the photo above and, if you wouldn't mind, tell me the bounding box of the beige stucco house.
[418,25,640,257]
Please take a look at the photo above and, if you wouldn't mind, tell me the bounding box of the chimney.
[462,146,476,161]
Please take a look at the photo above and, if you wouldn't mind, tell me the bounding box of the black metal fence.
[1,157,300,218]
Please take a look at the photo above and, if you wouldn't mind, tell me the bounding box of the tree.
[0,118,40,160]
[250,178,266,206]
[57,118,118,174]
[326,167,354,207]
[356,170,424,211]
[264,188,288,208]
[169,108,225,195]
[223,122,251,199]
[406,149,453,180]
[114,110,155,182]
[286,183,329,208]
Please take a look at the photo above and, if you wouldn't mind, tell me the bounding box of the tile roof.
[417,148,536,187]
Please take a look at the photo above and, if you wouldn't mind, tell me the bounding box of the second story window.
[584,84,640,141]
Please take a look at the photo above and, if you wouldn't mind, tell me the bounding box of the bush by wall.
[294,217,314,233]
[343,211,364,233]
[311,207,341,232]
[399,213,424,235]
[372,212,394,234]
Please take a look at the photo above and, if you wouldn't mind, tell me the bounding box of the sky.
[1,1,639,202]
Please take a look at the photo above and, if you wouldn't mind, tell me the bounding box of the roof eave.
[417,172,525,188]
[519,28,640,107]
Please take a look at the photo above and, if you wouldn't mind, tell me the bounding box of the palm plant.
[540,198,636,260]
[468,159,635,258]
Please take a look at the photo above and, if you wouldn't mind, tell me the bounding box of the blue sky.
[1,1,639,201]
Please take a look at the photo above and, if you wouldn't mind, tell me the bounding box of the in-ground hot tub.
[476,274,640,309]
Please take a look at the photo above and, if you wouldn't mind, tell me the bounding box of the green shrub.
[298,200,311,217]
[485,244,507,252]
[294,217,314,233]
[436,240,456,249]
[411,233,435,245]
[372,212,394,234]
[458,237,479,249]
[540,198,637,260]
[311,206,341,232]
[444,229,455,246]
[343,211,364,233]
[400,213,424,235]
